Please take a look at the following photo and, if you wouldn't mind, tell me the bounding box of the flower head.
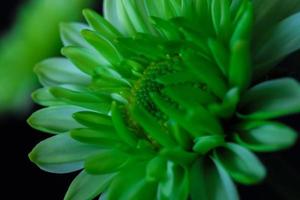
[28,0,300,199]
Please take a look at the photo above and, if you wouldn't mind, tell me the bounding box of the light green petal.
[190,157,239,200]
[215,143,266,185]
[104,0,136,35]
[27,105,84,134]
[64,170,114,200]
[122,0,151,33]
[235,121,298,152]
[32,87,64,106]
[29,133,102,174]
[254,12,300,75]
[60,22,90,47]
[35,58,91,87]
[239,78,300,119]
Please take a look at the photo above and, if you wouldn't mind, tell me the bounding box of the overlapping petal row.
[28,0,300,200]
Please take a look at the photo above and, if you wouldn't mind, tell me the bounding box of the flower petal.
[215,143,266,185]
[239,78,300,119]
[60,22,90,47]
[35,58,91,87]
[254,12,300,76]
[81,29,122,65]
[157,162,189,200]
[27,105,84,134]
[83,8,121,41]
[29,133,102,174]
[131,104,176,148]
[105,162,157,200]
[253,0,300,39]
[235,121,298,152]
[64,170,115,200]
[61,46,109,75]
[84,150,129,174]
[190,157,239,200]
[49,86,111,113]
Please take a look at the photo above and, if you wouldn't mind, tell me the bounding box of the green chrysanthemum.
[28,0,300,199]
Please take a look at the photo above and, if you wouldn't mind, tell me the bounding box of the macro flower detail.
[28,1,300,200]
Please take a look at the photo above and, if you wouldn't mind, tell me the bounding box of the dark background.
[1,1,300,199]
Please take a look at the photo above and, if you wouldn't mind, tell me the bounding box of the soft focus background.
[0,0,299,199]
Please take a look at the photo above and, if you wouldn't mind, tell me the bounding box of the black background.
[1,1,300,199]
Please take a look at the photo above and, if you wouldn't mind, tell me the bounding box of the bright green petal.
[105,162,157,200]
[81,29,122,65]
[84,150,129,174]
[49,86,111,113]
[73,111,113,128]
[83,8,121,41]
[70,128,120,147]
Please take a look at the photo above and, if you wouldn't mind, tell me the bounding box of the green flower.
[28,1,300,200]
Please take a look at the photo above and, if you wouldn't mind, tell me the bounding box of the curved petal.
[157,162,189,200]
[190,157,239,200]
[235,121,298,152]
[64,170,115,200]
[105,162,157,200]
[60,22,90,47]
[239,78,300,119]
[253,0,300,39]
[215,143,266,185]
[254,12,300,75]
[35,58,91,87]
[29,133,102,174]
[27,105,84,134]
